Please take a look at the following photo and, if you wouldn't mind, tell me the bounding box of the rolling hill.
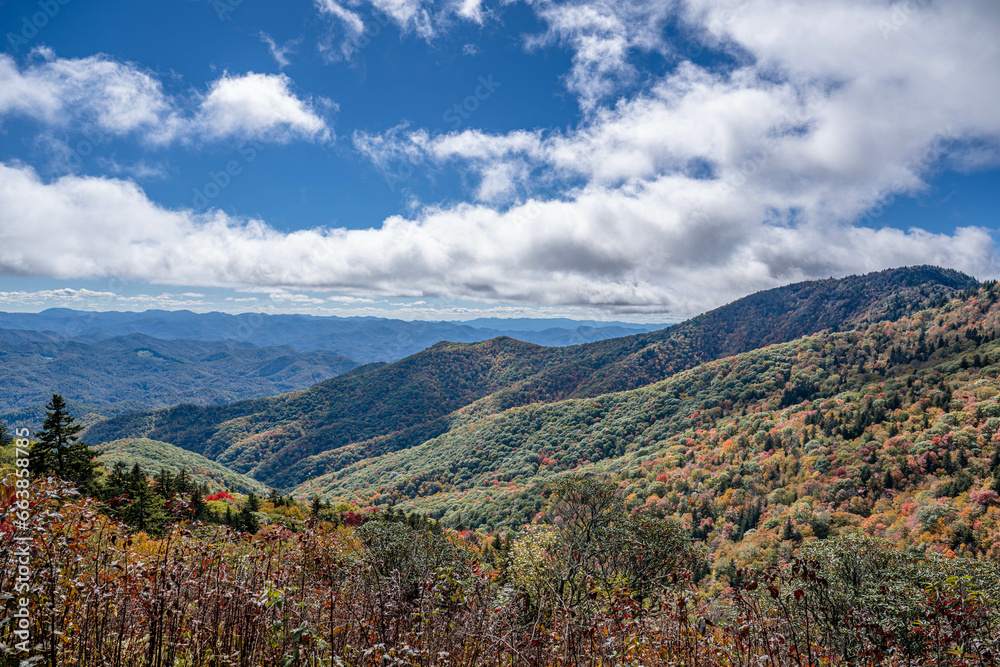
[95,438,269,495]
[0,309,662,363]
[0,332,359,424]
[303,280,1000,529]
[85,266,977,490]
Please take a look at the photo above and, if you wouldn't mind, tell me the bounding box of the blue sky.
[0,0,998,322]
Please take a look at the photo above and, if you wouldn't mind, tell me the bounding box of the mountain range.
[0,331,358,427]
[84,265,976,496]
[0,309,662,362]
[0,311,664,428]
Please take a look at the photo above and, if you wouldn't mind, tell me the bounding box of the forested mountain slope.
[0,331,358,419]
[488,265,975,403]
[86,266,977,489]
[86,337,570,485]
[95,438,268,495]
[305,281,1000,573]
[0,309,659,362]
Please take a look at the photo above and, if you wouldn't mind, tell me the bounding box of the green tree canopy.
[29,394,100,494]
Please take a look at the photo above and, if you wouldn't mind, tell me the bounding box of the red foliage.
[205,491,236,503]
[972,490,1000,507]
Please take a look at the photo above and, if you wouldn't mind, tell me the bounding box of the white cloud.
[0,161,994,318]
[1,2,998,319]
[194,73,332,143]
[343,0,1000,310]
[96,158,170,180]
[0,52,332,146]
[315,0,368,60]
[524,0,678,110]
[314,0,486,58]
[0,51,182,143]
[457,0,485,23]
[260,33,299,69]
[370,0,436,39]
[0,287,209,311]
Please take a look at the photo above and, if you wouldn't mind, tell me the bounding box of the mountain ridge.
[0,309,663,363]
[0,331,360,424]
[85,266,977,491]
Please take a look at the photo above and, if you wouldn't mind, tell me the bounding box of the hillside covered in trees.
[86,266,977,491]
[6,267,1000,666]
[95,438,268,495]
[0,331,359,426]
[303,280,1000,577]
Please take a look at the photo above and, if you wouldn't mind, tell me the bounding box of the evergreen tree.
[174,469,192,494]
[237,503,260,534]
[190,489,207,521]
[124,463,167,534]
[104,461,129,500]
[154,468,174,498]
[30,394,100,494]
[0,422,12,450]
[245,492,260,513]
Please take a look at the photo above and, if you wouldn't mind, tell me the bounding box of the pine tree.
[30,394,100,493]
[104,461,129,500]
[245,492,260,513]
[175,469,192,494]
[0,422,12,450]
[238,504,259,534]
[154,468,174,498]
[124,464,167,534]
[191,489,207,521]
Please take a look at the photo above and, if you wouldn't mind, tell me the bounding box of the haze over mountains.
[85,266,977,499]
[0,310,661,427]
[0,330,358,422]
[0,309,661,362]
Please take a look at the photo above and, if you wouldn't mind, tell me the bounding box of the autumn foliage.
[2,475,999,666]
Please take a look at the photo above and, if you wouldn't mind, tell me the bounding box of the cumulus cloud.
[0,50,182,143]
[0,52,332,145]
[314,0,486,59]
[343,0,1000,312]
[524,0,678,109]
[1,1,998,318]
[194,73,332,143]
[0,161,994,318]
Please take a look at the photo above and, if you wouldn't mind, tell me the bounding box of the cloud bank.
[0,0,998,318]
[0,51,332,144]
[0,160,993,316]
